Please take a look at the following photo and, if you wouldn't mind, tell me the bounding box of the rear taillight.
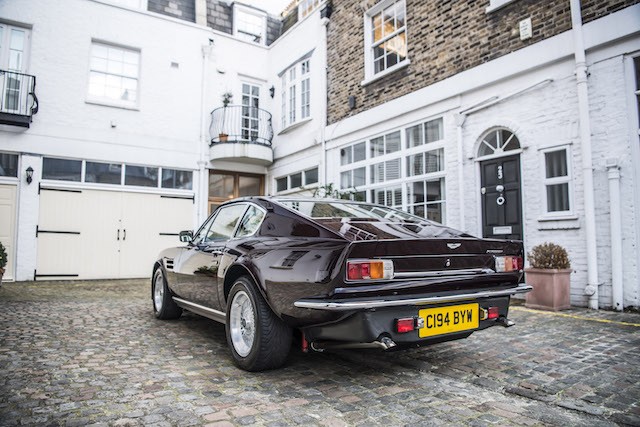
[347,259,394,280]
[495,256,523,272]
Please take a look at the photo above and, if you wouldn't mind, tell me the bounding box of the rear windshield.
[276,200,422,222]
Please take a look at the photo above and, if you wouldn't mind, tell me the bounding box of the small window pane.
[425,148,444,173]
[42,158,82,182]
[304,168,318,185]
[340,171,352,189]
[290,172,302,188]
[125,165,158,187]
[425,118,443,143]
[353,167,366,187]
[276,177,288,192]
[86,162,122,184]
[208,204,247,241]
[340,147,352,165]
[353,142,366,162]
[162,169,193,190]
[371,137,384,157]
[239,176,261,196]
[0,153,19,177]
[209,173,235,199]
[406,124,423,148]
[547,183,570,212]
[386,131,401,153]
[545,150,568,178]
[386,159,400,180]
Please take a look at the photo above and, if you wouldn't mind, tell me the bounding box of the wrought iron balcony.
[209,105,273,146]
[0,70,39,128]
[209,105,274,165]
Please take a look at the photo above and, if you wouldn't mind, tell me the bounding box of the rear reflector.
[347,259,394,280]
[495,256,523,272]
[487,307,500,320]
[396,318,415,333]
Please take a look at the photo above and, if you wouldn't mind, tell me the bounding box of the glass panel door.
[241,83,260,141]
[0,24,30,114]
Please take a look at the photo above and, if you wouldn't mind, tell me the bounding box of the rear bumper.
[294,283,532,311]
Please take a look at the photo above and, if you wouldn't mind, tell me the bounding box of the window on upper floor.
[87,42,140,108]
[542,146,572,215]
[234,5,266,45]
[299,0,322,19]
[281,59,311,130]
[0,23,32,114]
[363,0,408,84]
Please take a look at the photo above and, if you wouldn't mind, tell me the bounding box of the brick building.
[0,0,638,310]
[323,0,640,309]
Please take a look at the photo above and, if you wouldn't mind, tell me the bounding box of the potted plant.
[219,92,233,142]
[0,241,7,284]
[524,242,572,311]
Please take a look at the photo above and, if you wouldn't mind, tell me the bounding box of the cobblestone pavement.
[0,280,639,426]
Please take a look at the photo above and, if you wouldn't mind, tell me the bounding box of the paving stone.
[0,280,639,426]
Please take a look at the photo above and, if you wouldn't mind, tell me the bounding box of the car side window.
[192,215,217,246]
[204,204,248,243]
[235,205,266,238]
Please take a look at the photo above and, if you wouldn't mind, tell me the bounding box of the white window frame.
[233,4,267,45]
[298,0,323,20]
[362,0,410,86]
[540,145,573,218]
[336,116,447,223]
[485,0,519,13]
[240,82,261,141]
[86,41,140,109]
[280,59,312,132]
[275,167,319,193]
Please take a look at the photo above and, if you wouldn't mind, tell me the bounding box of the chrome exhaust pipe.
[310,336,397,352]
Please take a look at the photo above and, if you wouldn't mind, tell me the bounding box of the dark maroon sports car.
[151,197,531,371]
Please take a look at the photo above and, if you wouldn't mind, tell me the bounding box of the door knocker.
[496,196,505,206]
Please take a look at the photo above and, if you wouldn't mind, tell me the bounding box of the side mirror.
[179,230,193,243]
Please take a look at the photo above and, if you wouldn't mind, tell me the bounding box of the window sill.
[278,117,313,135]
[485,0,518,13]
[361,59,411,87]
[537,213,580,230]
[85,98,139,111]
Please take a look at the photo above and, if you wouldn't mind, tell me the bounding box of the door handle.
[117,229,120,240]
[123,229,126,241]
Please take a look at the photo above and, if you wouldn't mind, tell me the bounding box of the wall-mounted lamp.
[26,166,34,184]
[269,86,275,98]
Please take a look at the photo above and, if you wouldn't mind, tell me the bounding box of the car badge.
[447,243,462,250]
[445,258,451,267]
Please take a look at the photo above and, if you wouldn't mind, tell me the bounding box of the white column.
[607,159,623,311]
[15,154,42,281]
[570,0,600,309]
[454,113,466,232]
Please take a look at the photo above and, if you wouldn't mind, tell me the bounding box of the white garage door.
[36,187,193,280]
[0,184,17,281]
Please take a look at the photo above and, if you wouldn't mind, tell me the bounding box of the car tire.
[226,276,292,371]
[152,268,182,320]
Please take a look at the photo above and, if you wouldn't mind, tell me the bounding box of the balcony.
[0,70,38,128]
[209,105,274,165]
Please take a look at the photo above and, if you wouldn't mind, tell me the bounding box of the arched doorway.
[477,128,523,240]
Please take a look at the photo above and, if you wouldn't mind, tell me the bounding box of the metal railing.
[209,105,273,146]
[0,69,38,117]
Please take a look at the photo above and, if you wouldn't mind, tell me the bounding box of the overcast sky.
[240,0,292,15]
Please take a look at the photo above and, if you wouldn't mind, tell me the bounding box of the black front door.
[480,155,523,240]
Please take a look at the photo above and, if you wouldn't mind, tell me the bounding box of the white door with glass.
[241,83,260,141]
[0,24,31,114]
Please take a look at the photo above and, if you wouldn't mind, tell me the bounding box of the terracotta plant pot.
[524,268,572,311]
[219,133,229,142]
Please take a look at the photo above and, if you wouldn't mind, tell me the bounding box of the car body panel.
[153,196,530,351]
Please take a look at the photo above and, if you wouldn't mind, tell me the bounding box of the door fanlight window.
[478,129,520,157]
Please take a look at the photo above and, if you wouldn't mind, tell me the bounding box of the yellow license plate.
[418,303,479,338]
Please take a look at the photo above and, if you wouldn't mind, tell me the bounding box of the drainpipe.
[320,16,330,187]
[198,41,214,224]
[570,0,600,309]
[454,113,466,231]
[606,158,623,311]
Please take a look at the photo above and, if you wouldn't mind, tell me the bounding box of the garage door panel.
[38,189,84,231]
[36,234,82,278]
[0,184,17,281]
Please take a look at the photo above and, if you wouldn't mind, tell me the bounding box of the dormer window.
[234,4,267,45]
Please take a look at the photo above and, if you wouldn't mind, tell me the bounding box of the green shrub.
[0,241,7,269]
[527,242,570,269]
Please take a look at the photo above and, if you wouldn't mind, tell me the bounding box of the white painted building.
[1,0,638,311]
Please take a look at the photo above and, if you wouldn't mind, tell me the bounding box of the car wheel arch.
[223,264,263,301]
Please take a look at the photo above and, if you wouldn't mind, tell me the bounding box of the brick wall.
[148,0,195,22]
[207,0,232,34]
[326,0,638,125]
[581,0,640,23]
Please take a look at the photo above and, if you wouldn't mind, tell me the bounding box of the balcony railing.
[0,70,38,127]
[209,105,273,146]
